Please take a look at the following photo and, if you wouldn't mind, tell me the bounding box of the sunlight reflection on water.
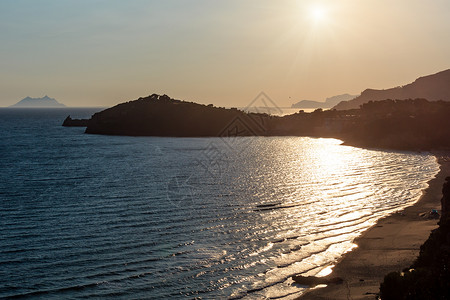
[224,137,439,299]
[0,111,440,299]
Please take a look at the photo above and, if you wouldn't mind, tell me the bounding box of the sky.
[0,0,449,107]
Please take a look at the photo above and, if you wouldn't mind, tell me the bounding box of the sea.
[0,108,440,299]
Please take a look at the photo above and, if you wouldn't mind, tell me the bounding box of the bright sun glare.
[309,4,327,23]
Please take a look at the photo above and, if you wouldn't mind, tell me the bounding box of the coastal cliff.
[340,99,450,150]
[80,94,450,151]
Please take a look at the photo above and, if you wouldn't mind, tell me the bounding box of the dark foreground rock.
[292,275,343,287]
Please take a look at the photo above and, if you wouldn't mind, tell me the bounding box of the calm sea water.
[0,108,439,299]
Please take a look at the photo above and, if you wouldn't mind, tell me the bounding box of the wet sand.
[300,152,450,300]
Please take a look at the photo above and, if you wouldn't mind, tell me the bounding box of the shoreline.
[299,152,450,300]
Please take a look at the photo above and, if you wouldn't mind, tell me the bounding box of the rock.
[419,210,440,219]
[292,275,343,287]
[62,115,90,127]
[441,177,450,216]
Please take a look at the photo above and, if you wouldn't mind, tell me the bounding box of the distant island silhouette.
[291,94,358,109]
[333,69,450,110]
[10,96,66,108]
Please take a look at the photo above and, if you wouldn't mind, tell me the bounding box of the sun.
[312,6,325,20]
[309,4,328,23]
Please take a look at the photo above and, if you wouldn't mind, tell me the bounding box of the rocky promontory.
[70,94,450,151]
[84,94,274,137]
[62,116,90,127]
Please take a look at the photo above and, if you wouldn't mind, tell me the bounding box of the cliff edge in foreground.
[380,176,450,299]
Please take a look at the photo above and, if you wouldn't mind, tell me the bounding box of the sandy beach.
[300,152,450,300]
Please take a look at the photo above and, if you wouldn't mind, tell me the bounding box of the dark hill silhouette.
[79,94,450,151]
[85,94,274,137]
[340,99,450,150]
[10,96,65,108]
[333,69,450,110]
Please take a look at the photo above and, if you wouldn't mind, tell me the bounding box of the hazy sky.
[1,0,449,107]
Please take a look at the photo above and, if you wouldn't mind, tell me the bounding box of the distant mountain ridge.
[10,96,65,108]
[333,69,450,110]
[291,94,358,109]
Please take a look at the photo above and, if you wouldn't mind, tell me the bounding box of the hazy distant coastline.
[291,93,358,109]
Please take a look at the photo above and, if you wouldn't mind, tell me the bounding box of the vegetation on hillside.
[84,95,450,151]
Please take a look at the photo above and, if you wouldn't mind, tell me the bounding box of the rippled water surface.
[0,109,439,299]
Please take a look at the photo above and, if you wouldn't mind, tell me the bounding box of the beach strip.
[300,153,450,300]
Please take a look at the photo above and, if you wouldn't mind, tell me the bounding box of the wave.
[0,125,440,299]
